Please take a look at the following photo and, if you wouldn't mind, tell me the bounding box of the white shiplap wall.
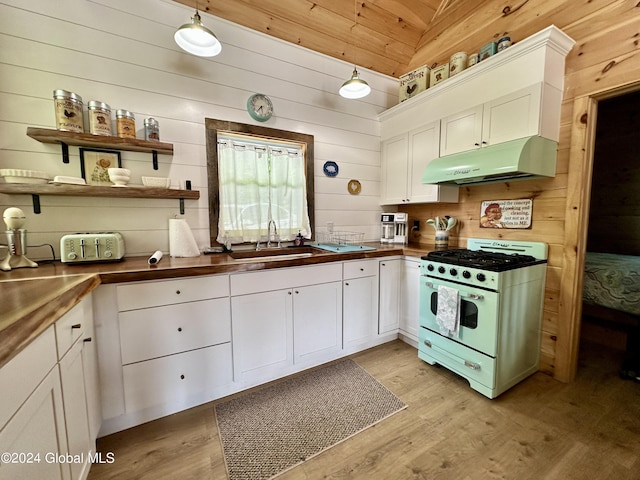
[0,0,397,259]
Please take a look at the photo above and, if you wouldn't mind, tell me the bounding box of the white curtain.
[217,135,311,244]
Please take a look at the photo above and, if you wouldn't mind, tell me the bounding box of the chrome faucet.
[266,219,280,248]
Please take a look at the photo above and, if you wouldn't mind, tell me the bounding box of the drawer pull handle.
[71,323,81,329]
[464,360,481,371]
[467,293,484,300]
[288,291,292,295]
[360,268,364,271]
[294,290,299,294]
[423,339,432,348]
[180,374,185,380]
[83,337,92,343]
[177,327,182,332]
[345,282,349,286]
[176,290,181,295]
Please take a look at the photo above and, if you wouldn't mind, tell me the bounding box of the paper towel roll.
[169,218,200,257]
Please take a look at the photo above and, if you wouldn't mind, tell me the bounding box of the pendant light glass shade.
[339,67,371,99]
[174,10,222,57]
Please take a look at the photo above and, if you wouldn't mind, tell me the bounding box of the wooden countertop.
[0,243,432,368]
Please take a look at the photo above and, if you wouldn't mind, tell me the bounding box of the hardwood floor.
[88,340,640,480]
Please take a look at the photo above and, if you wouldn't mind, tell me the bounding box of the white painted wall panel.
[0,0,397,259]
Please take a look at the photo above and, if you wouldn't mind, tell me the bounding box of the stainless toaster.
[60,232,125,263]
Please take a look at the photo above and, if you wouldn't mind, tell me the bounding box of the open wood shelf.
[26,127,174,155]
[0,183,199,200]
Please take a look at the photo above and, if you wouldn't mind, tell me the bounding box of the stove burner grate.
[423,248,540,271]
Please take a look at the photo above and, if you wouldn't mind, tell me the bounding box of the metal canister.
[449,52,468,77]
[53,89,84,133]
[497,36,511,52]
[467,53,479,68]
[87,101,112,136]
[116,109,136,138]
[144,117,160,142]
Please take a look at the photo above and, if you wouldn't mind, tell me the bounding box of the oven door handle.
[424,281,484,301]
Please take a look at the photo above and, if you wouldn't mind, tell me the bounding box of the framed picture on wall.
[79,148,122,185]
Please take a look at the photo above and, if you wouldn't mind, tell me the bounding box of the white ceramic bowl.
[108,168,131,187]
[141,176,171,188]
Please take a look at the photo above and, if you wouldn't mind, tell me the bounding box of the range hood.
[422,136,558,186]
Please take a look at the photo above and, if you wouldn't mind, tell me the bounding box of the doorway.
[579,89,640,379]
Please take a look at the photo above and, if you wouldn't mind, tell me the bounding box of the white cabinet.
[293,282,342,365]
[399,258,421,343]
[116,275,232,415]
[380,122,459,205]
[230,263,343,384]
[0,326,69,480]
[231,289,294,382]
[440,83,550,156]
[59,337,92,480]
[379,258,402,334]
[56,295,97,480]
[343,259,379,351]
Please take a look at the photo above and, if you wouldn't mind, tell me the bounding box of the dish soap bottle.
[294,231,305,247]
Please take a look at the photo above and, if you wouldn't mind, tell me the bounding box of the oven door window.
[430,292,478,329]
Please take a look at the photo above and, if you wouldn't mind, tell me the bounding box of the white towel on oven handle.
[436,285,461,337]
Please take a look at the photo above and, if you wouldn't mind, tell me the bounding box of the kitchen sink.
[228,246,320,262]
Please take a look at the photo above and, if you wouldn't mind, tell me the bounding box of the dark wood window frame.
[205,118,315,246]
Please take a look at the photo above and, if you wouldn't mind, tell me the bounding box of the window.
[205,119,315,246]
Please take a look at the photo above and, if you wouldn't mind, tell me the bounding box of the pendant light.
[339,0,370,99]
[174,2,222,57]
[339,67,371,99]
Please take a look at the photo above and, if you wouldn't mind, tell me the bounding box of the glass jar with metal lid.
[88,100,112,136]
[116,109,136,138]
[53,89,84,133]
[144,117,160,142]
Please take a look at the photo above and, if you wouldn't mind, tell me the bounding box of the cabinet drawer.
[343,259,378,279]
[230,263,342,296]
[419,327,496,389]
[55,297,89,359]
[119,298,231,364]
[122,343,232,412]
[0,326,57,430]
[117,275,229,311]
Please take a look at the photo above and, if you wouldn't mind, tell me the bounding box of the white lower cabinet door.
[343,276,379,350]
[59,338,92,480]
[122,344,232,412]
[293,281,342,365]
[399,259,420,340]
[231,289,294,382]
[379,259,401,334]
[0,366,70,480]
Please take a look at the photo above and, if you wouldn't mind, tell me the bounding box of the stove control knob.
[427,264,434,272]
[462,270,471,279]
[476,273,486,282]
[438,266,445,274]
[449,268,458,276]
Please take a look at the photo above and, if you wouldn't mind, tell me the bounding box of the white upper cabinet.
[379,25,574,199]
[381,121,459,205]
[440,83,553,156]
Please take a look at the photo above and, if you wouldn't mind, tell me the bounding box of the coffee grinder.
[1,207,38,271]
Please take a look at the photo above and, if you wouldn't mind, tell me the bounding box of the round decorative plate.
[347,179,361,195]
[323,161,339,177]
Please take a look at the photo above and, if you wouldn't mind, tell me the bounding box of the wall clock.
[247,93,274,122]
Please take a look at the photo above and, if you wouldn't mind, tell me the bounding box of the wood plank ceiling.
[172,0,481,77]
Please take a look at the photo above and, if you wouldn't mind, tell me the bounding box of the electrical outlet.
[413,220,420,230]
